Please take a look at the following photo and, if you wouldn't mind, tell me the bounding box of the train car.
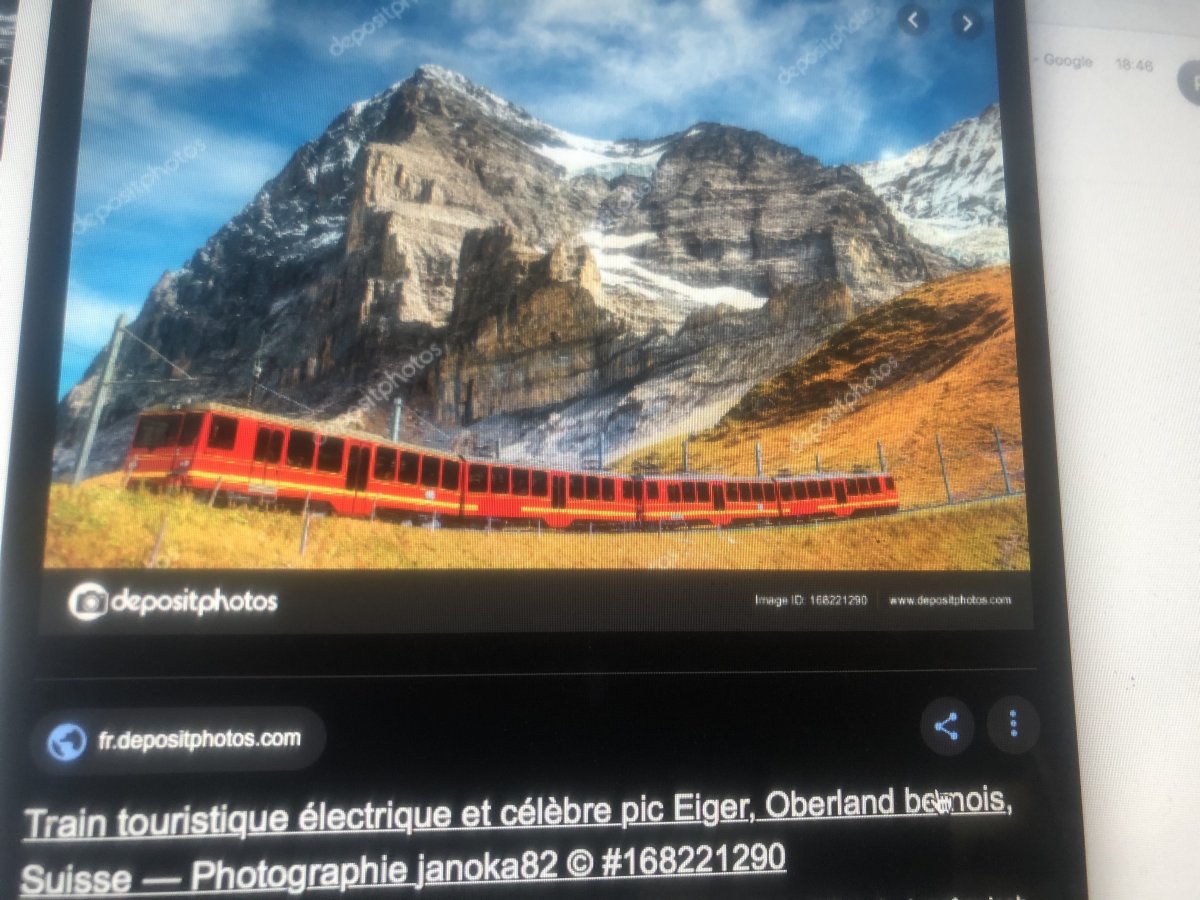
[122,403,899,529]
[638,475,731,528]
[775,474,899,519]
[460,461,639,529]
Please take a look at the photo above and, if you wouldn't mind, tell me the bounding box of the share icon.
[934,712,960,742]
[921,698,975,756]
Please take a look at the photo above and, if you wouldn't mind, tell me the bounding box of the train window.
[681,482,696,503]
[858,477,870,494]
[847,479,859,496]
[490,466,510,494]
[316,436,345,473]
[132,415,179,449]
[512,469,530,496]
[179,413,204,445]
[285,430,315,468]
[208,415,239,451]
[421,457,443,489]
[697,482,710,503]
[751,483,764,502]
[467,464,488,492]
[764,483,776,501]
[374,447,397,480]
[667,484,681,503]
[602,479,615,502]
[820,480,833,498]
[646,482,659,501]
[732,483,744,502]
[569,475,584,500]
[268,430,284,462]
[399,452,420,484]
[531,471,549,497]
[807,482,821,499]
[869,477,881,493]
[622,481,635,501]
[253,427,274,463]
[779,482,793,501]
[885,475,895,490]
[585,476,600,501]
[441,459,461,491]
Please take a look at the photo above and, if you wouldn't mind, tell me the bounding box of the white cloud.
[62,281,143,353]
[87,0,272,81]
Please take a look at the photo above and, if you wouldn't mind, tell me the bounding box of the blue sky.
[62,0,1000,396]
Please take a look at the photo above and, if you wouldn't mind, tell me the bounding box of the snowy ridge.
[856,105,1008,267]
[582,230,765,312]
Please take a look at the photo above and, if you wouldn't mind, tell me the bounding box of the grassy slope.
[619,266,1027,510]
[46,475,1028,570]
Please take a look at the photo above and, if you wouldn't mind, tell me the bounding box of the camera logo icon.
[68,582,109,622]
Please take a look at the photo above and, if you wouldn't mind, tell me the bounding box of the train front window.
[374,447,397,481]
[207,415,239,451]
[252,427,273,462]
[467,464,488,493]
[132,415,181,450]
[886,476,895,490]
[285,430,315,468]
[178,413,204,445]
[316,437,345,473]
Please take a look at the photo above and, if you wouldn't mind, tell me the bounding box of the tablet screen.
[4,2,1087,897]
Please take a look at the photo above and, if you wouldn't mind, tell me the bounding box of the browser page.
[2,2,1087,897]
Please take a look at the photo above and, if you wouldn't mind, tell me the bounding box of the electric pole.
[73,314,126,486]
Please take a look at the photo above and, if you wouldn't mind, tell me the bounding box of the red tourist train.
[122,403,900,528]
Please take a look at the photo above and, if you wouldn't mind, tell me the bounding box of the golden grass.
[45,475,1028,570]
[618,266,1025,510]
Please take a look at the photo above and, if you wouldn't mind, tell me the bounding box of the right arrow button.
[953,8,985,41]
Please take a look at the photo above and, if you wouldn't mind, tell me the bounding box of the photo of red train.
[123,403,900,530]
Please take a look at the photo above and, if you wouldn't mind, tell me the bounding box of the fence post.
[147,513,168,568]
[993,427,1013,495]
[877,441,887,472]
[935,433,952,503]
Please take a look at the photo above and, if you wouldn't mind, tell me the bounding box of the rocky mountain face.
[57,64,963,476]
[856,104,1008,268]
